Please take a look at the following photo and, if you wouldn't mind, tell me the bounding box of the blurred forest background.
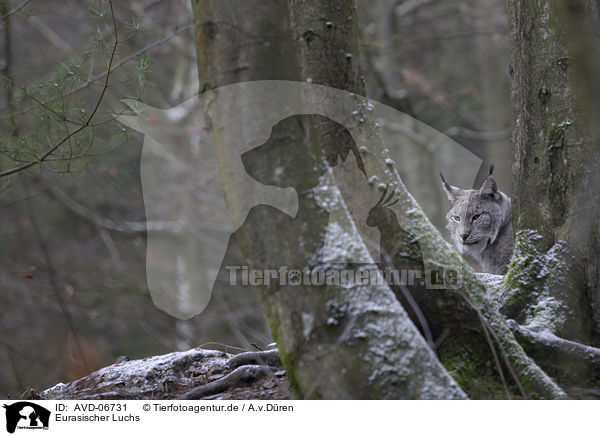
[0,0,512,395]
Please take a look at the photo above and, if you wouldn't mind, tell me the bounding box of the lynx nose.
[461,233,470,242]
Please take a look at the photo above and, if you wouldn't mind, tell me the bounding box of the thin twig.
[24,183,90,375]
[25,14,72,54]
[47,187,184,233]
[0,0,119,179]
[81,22,193,96]
[0,21,192,122]
[0,0,32,21]
[363,28,508,47]
[461,293,527,398]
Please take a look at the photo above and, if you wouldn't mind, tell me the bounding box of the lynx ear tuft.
[440,172,461,201]
[489,163,495,176]
[479,174,500,201]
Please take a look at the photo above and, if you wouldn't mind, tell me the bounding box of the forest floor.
[14,347,291,400]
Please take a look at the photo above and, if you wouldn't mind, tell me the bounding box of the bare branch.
[444,126,511,141]
[25,184,90,375]
[0,0,32,21]
[47,188,182,233]
[25,14,72,54]
[394,0,434,18]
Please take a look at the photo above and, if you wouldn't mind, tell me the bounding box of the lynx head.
[440,165,510,255]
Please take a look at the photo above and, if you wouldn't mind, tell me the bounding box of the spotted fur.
[440,167,513,274]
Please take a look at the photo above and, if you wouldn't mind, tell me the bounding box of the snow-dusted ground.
[42,348,231,399]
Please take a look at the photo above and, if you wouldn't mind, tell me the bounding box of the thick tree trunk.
[506,0,600,344]
[562,0,600,343]
[192,0,300,90]
[505,0,600,395]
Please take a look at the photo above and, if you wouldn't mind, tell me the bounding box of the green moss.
[502,227,582,341]
[439,333,517,399]
[266,319,302,397]
[548,119,572,145]
[502,229,544,320]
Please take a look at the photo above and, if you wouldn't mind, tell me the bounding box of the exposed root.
[179,365,275,400]
[508,320,600,389]
[226,349,281,370]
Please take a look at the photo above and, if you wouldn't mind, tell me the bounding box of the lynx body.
[441,167,513,275]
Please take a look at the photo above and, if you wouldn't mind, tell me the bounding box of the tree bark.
[192,0,300,90]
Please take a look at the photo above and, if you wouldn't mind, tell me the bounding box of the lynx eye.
[452,215,461,222]
[472,213,484,221]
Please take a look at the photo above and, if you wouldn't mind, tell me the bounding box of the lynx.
[440,166,513,275]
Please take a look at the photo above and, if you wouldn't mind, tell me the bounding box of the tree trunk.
[192,0,300,90]
[506,0,600,344]
[505,0,600,394]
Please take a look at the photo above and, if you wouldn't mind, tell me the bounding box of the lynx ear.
[440,172,461,201]
[479,175,500,201]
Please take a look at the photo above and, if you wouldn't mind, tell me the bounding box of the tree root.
[226,349,281,369]
[179,365,275,400]
[508,320,600,390]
